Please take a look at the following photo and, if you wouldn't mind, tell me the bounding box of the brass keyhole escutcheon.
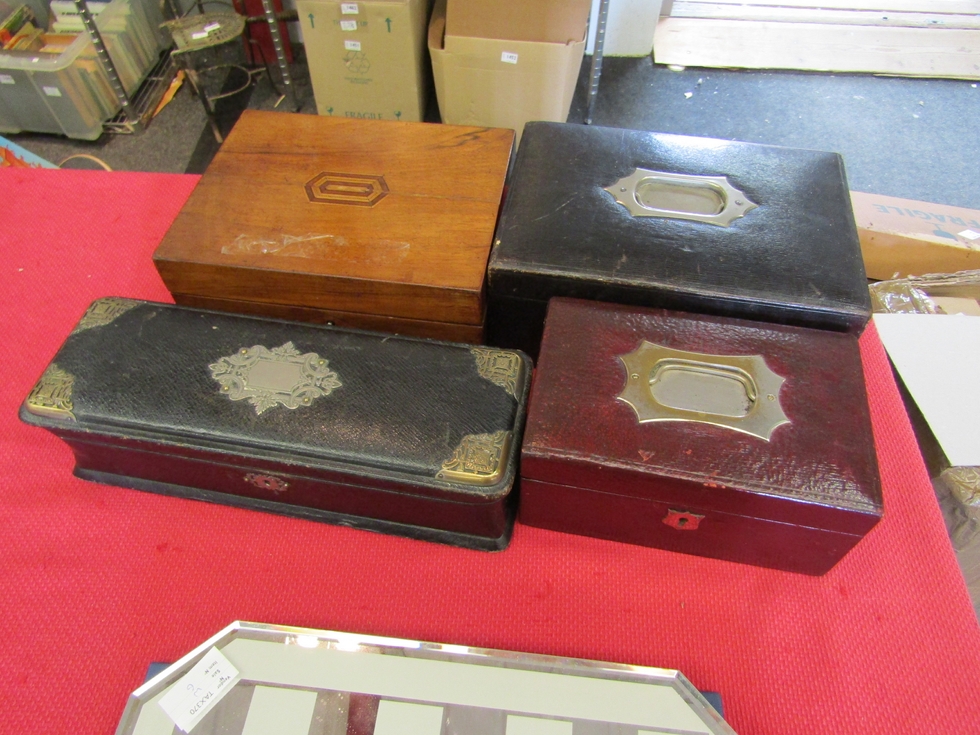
[663,509,705,531]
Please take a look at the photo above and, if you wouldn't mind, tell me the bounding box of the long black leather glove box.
[487,122,871,356]
[19,298,531,550]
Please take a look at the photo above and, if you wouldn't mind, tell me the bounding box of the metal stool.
[162,10,273,143]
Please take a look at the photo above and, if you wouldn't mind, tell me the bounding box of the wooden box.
[520,298,882,574]
[488,122,871,356]
[154,110,515,343]
[20,298,531,550]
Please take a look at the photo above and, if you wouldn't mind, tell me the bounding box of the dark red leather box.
[520,298,883,575]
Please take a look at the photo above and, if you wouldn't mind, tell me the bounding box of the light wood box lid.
[154,111,515,326]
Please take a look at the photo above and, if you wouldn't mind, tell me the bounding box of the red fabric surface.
[2,168,979,734]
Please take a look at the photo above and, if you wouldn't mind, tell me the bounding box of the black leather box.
[487,122,871,356]
[19,298,531,550]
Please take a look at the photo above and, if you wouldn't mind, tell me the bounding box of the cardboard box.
[296,0,430,121]
[428,0,589,142]
[851,191,980,280]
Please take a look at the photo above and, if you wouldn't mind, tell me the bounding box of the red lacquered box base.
[520,298,883,575]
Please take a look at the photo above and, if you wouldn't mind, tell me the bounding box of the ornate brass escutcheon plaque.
[617,341,789,441]
[73,298,139,333]
[437,431,512,486]
[604,168,757,227]
[470,348,523,399]
[25,364,76,421]
[210,341,341,415]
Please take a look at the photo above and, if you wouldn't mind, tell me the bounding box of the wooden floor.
[655,0,980,79]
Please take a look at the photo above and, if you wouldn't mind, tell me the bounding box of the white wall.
[586,0,663,57]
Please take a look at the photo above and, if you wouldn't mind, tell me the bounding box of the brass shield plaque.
[617,341,789,441]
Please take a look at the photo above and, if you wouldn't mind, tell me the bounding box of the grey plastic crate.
[0,0,164,139]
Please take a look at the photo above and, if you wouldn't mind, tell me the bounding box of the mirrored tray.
[116,621,736,735]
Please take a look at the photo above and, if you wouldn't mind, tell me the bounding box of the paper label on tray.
[345,39,361,51]
[42,86,62,97]
[341,3,358,13]
[500,52,518,64]
[0,74,14,84]
[340,19,357,31]
[959,229,980,241]
[158,646,242,733]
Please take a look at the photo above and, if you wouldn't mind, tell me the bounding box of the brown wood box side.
[174,293,485,344]
[154,258,487,325]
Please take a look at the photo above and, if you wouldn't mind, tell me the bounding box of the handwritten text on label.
[158,647,242,733]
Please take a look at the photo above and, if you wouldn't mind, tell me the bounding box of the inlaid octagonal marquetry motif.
[209,341,341,415]
[304,171,389,207]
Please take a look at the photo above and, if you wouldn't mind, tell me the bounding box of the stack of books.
[48,0,109,32]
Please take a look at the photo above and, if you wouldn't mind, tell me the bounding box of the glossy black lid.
[489,122,871,333]
[20,299,530,500]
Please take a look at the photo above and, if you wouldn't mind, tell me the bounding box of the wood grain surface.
[654,18,980,78]
[154,111,514,330]
[174,293,485,343]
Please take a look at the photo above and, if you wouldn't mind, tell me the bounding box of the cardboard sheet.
[851,191,980,280]
[874,313,980,466]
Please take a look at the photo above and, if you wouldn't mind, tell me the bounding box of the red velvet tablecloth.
[2,168,979,734]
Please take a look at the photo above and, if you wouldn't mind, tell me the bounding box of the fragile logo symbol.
[344,50,370,74]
